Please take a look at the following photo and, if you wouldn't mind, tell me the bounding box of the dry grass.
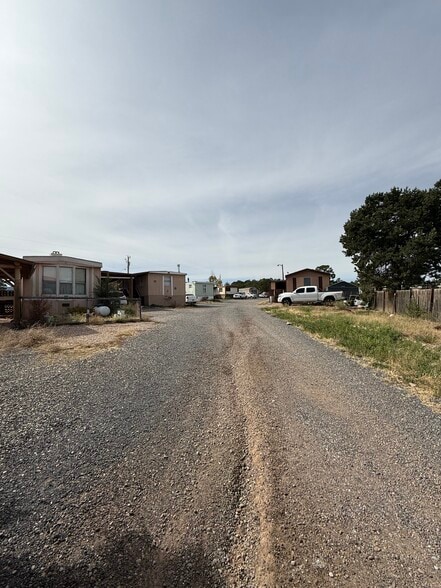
[353,310,441,346]
[0,319,156,360]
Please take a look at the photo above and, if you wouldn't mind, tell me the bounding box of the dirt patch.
[0,320,157,359]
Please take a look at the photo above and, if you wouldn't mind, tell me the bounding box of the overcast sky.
[1,1,440,282]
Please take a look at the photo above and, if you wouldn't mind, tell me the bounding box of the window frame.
[41,265,88,297]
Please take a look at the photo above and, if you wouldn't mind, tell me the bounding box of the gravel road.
[1,301,440,587]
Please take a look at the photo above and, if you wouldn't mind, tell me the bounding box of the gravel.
[1,301,440,587]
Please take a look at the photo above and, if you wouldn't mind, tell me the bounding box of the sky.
[1,0,440,283]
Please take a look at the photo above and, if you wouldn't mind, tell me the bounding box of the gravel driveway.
[1,301,440,587]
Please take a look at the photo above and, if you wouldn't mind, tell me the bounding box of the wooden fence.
[374,288,441,321]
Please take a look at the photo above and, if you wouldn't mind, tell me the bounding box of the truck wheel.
[324,296,335,305]
[282,298,291,306]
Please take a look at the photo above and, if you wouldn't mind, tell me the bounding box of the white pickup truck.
[277,286,344,306]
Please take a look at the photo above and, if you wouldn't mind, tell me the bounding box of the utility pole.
[126,255,131,274]
[277,263,284,280]
[177,264,181,273]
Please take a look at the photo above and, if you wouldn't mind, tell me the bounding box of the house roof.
[286,268,331,277]
[102,270,186,277]
[131,271,186,277]
[0,252,36,281]
[24,254,102,268]
[329,280,358,288]
[188,280,214,285]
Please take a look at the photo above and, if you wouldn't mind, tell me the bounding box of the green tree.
[340,181,441,290]
[208,274,223,287]
[93,277,121,314]
[256,278,272,293]
[315,265,336,281]
[229,278,272,292]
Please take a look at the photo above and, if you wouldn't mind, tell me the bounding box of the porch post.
[13,263,22,324]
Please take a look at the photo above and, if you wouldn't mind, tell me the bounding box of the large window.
[42,266,87,296]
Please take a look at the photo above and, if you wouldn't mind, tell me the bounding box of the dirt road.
[1,301,440,586]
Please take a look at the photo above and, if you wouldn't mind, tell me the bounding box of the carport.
[0,253,35,323]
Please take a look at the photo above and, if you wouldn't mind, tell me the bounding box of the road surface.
[1,301,440,587]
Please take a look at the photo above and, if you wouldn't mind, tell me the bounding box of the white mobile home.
[186,281,214,301]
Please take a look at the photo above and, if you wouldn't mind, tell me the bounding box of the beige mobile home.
[134,271,186,307]
[22,253,102,319]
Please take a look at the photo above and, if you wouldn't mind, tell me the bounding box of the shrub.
[68,306,87,316]
[28,299,51,325]
[93,278,121,314]
[123,303,137,318]
[406,300,428,319]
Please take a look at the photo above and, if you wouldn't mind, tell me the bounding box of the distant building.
[186,281,215,301]
[285,268,331,292]
[327,280,359,299]
[269,280,286,299]
[106,270,186,307]
[217,286,238,298]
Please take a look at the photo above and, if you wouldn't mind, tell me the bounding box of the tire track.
[224,317,281,587]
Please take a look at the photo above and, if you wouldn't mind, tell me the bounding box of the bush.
[406,300,428,319]
[93,278,121,314]
[68,306,87,316]
[122,303,137,318]
[28,299,51,325]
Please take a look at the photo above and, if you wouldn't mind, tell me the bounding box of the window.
[306,287,315,293]
[75,268,86,295]
[163,275,172,287]
[42,267,57,295]
[296,287,305,294]
[59,267,73,295]
[304,277,311,286]
[42,266,87,296]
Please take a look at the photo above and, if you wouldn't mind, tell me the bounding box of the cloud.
[1,0,440,282]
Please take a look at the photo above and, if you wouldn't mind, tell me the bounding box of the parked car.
[233,292,246,299]
[246,292,257,299]
[258,292,268,298]
[185,294,197,305]
[278,286,344,305]
[346,295,367,308]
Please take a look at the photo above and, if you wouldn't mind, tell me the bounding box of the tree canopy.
[340,180,441,290]
[230,278,272,292]
[315,265,336,281]
[208,274,223,287]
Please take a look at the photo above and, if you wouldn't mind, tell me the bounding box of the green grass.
[267,306,441,399]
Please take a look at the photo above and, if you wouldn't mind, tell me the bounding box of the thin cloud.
[1,0,440,282]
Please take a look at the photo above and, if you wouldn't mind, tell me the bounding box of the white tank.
[94,305,111,317]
